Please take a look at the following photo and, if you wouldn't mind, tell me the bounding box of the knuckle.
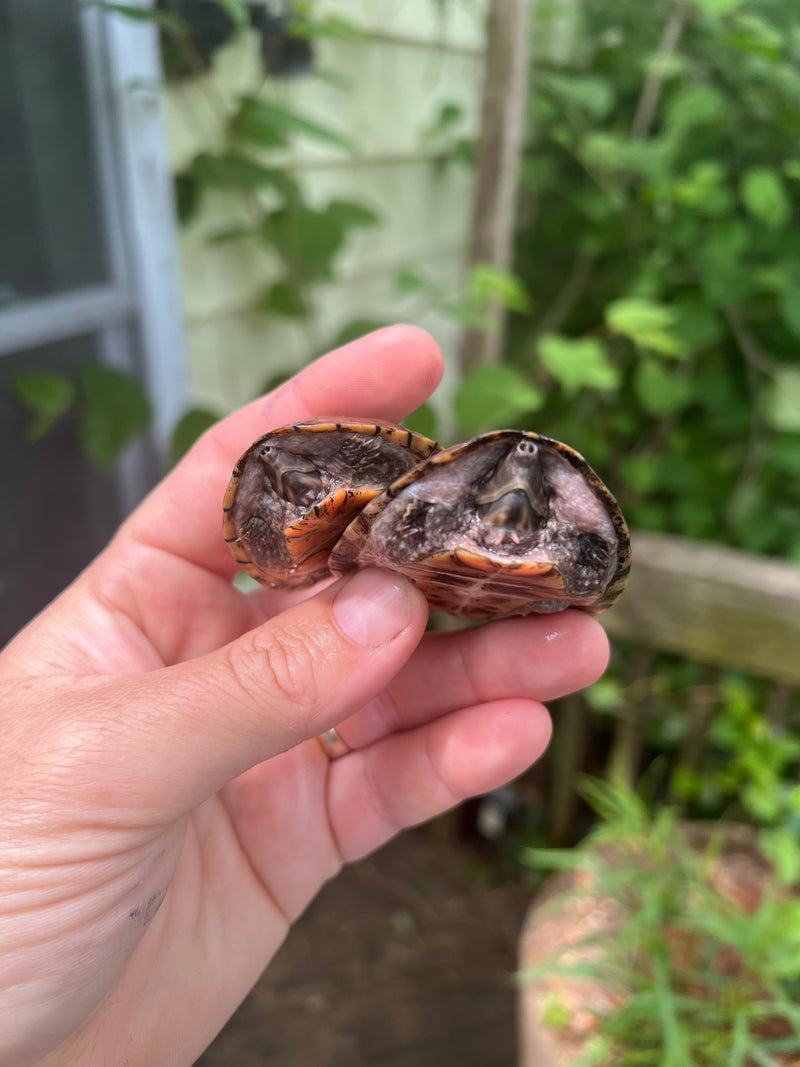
[361,756,403,836]
[229,626,319,714]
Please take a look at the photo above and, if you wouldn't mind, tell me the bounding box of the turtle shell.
[328,430,630,619]
[223,419,439,588]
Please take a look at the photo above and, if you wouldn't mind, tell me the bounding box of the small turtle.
[328,430,630,618]
[223,419,439,588]
[224,422,629,618]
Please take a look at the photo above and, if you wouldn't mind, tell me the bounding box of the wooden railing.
[602,532,800,685]
[548,532,800,843]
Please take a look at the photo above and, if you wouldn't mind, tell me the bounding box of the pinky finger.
[328,699,553,863]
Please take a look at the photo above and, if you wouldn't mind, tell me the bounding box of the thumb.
[93,569,429,816]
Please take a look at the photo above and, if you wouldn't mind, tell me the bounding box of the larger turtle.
[329,430,629,618]
[224,422,630,618]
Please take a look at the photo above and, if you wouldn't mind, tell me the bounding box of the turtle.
[328,430,630,619]
[222,418,439,588]
[224,422,630,618]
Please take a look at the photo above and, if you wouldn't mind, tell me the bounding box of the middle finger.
[337,610,610,749]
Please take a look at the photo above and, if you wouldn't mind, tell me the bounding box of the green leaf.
[672,160,733,217]
[78,365,150,471]
[695,222,753,305]
[585,677,624,713]
[778,283,800,339]
[759,827,800,886]
[206,226,260,244]
[455,364,544,435]
[260,202,343,281]
[468,264,531,313]
[12,372,75,441]
[520,846,581,872]
[174,172,199,226]
[395,269,431,295]
[539,335,620,395]
[422,102,464,144]
[742,166,793,229]
[539,72,615,120]
[403,401,438,440]
[438,301,489,330]
[324,198,380,229]
[762,368,800,431]
[741,167,791,230]
[288,13,366,41]
[259,198,377,282]
[233,97,356,154]
[330,318,390,348]
[190,152,298,198]
[86,2,188,36]
[665,84,727,134]
[170,407,219,464]
[633,359,693,416]
[671,299,725,353]
[260,280,309,318]
[694,0,742,13]
[209,0,249,31]
[605,298,686,358]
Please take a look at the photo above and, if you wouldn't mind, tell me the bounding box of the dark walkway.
[197,826,528,1067]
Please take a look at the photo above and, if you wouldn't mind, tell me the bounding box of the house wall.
[163,0,488,419]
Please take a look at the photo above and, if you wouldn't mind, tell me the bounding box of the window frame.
[0,0,187,455]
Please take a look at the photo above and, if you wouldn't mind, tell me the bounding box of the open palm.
[0,327,609,1067]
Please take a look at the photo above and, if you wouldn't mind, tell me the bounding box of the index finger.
[121,325,443,576]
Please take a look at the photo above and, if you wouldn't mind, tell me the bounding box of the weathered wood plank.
[601,532,800,685]
[459,0,532,372]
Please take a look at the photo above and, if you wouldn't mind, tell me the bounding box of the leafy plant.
[12,367,150,471]
[485,0,800,561]
[521,778,800,1066]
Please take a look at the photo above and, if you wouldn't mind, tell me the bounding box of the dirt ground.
[196,823,531,1067]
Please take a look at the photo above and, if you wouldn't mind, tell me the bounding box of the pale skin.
[0,327,609,1066]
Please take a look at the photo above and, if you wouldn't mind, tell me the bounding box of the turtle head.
[257,444,323,508]
[474,439,550,532]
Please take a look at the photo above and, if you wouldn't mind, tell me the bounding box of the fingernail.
[332,568,412,647]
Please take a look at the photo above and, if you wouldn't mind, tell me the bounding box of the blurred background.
[2,1,799,1064]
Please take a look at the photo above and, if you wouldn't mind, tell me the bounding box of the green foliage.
[170,407,220,463]
[12,365,149,471]
[455,364,544,435]
[232,97,356,155]
[86,2,188,36]
[740,166,792,229]
[78,366,150,471]
[12,373,76,441]
[394,263,531,336]
[468,264,531,314]
[209,0,249,31]
[538,334,619,395]
[670,675,800,877]
[403,401,438,440]
[496,0,800,560]
[522,779,800,1066]
[287,4,366,43]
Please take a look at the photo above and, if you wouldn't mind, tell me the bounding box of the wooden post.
[459,0,532,374]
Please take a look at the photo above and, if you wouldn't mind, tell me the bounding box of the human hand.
[0,326,609,1066]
